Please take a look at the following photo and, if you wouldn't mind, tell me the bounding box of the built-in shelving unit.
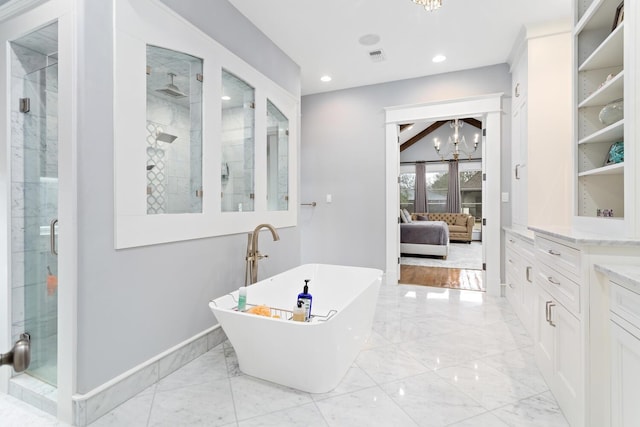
[575,0,625,221]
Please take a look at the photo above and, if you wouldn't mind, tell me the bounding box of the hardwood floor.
[400,264,484,292]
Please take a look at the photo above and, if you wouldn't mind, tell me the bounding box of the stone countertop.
[595,264,640,294]
[528,225,640,247]
[503,226,535,244]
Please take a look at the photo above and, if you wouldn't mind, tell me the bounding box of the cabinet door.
[505,248,521,310]
[551,300,583,427]
[534,287,554,384]
[611,321,640,427]
[511,101,528,227]
[521,264,535,335]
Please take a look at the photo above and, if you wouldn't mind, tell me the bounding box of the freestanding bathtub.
[209,263,383,393]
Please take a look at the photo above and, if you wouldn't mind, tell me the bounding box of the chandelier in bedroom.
[433,118,479,161]
[412,0,442,12]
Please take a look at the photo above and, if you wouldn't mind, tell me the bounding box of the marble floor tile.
[147,380,236,427]
[238,402,328,427]
[11,283,569,427]
[434,360,539,410]
[314,386,419,427]
[381,371,486,426]
[447,411,510,427]
[480,347,549,394]
[491,391,570,427]
[88,386,155,427]
[355,344,429,385]
[0,393,67,427]
[229,374,313,421]
[311,366,376,401]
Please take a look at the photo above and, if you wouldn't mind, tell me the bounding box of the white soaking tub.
[209,263,383,393]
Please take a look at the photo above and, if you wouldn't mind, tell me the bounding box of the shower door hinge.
[195,189,204,198]
[249,102,255,109]
[146,66,151,75]
[286,129,289,136]
[196,73,203,82]
[19,98,30,113]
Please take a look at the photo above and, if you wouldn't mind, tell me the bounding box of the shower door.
[11,57,59,386]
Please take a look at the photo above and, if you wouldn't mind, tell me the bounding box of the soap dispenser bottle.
[297,279,313,321]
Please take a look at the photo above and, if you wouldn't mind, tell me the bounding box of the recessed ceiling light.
[358,33,381,46]
[221,95,231,101]
[320,75,332,82]
[432,54,446,63]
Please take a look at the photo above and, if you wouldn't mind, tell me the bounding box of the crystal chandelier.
[412,0,442,12]
[433,119,479,161]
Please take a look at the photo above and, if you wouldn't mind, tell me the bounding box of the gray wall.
[76,0,300,393]
[300,65,512,270]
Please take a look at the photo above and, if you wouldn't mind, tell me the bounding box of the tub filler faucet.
[245,224,280,285]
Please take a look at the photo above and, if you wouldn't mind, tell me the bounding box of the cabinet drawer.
[535,236,581,281]
[610,282,640,330]
[536,260,580,316]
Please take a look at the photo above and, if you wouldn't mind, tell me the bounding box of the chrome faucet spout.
[246,224,280,285]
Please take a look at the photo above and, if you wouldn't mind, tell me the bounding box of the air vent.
[368,49,386,62]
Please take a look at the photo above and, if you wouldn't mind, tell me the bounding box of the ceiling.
[228,0,572,96]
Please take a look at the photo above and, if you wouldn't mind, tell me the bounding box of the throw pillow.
[416,214,429,221]
[399,210,408,223]
[455,215,468,226]
[403,208,413,223]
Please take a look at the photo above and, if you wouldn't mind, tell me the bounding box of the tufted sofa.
[412,212,475,243]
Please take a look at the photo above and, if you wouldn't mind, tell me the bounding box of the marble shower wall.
[9,38,59,383]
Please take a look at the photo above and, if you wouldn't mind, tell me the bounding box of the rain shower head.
[155,130,178,143]
[156,72,187,98]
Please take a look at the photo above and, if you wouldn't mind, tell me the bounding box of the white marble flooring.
[1,283,569,427]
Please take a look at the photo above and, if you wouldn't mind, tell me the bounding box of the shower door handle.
[50,219,58,256]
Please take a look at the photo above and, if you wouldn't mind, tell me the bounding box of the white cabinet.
[609,277,640,427]
[509,24,572,230]
[573,0,640,237]
[504,229,535,335]
[533,235,584,427]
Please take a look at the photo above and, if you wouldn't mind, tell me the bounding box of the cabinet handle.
[547,276,561,286]
[548,249,561,256]
[545,300,551,323]
[50,219,58,256]
[515,164,520,180]
[548,303,556,327]
[526,266,533,283]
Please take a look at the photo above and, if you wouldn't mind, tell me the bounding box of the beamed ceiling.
[399,118,482,152]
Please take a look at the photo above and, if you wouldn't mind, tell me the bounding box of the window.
[400,162,482,221]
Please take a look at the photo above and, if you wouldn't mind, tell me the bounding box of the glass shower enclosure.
[10,23,59,387]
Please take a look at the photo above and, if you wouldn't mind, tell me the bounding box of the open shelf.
[578,71,623,108]
[579,23,623,71]
[578,162,624,177]
[578,119,624,144]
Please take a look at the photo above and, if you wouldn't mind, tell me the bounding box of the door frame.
[0,0,77,423]
[384,93,503,295]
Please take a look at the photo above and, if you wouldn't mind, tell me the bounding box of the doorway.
[384,94,503,296]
